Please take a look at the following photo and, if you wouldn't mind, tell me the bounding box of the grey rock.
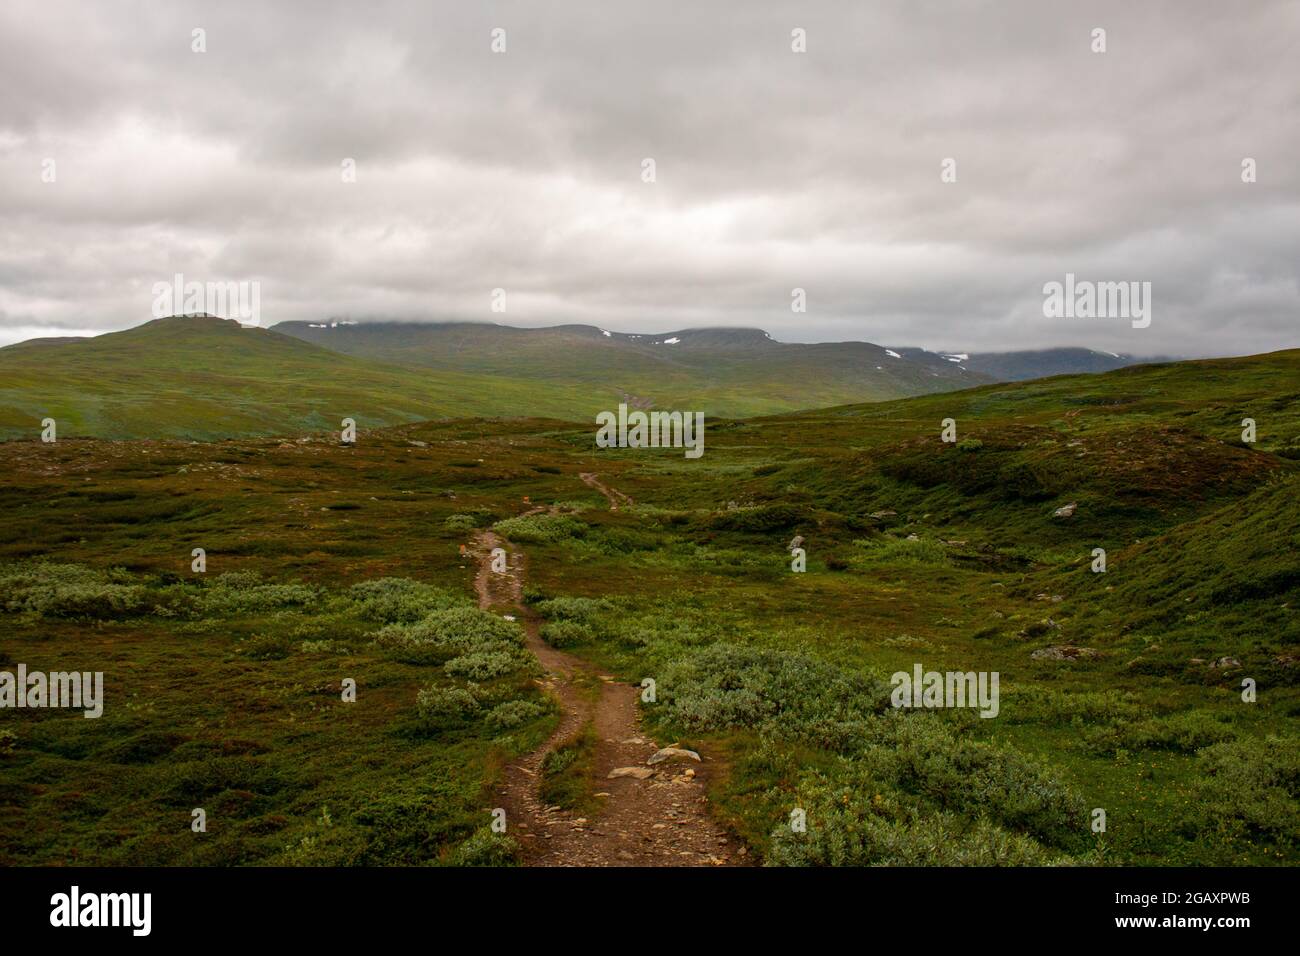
[608,766,655,780]
[647,747,701,765]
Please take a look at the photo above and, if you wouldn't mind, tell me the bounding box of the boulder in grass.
[1052,502,1077,518]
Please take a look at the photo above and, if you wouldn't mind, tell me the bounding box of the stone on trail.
[647,746,701,765]
[608,766,655,780]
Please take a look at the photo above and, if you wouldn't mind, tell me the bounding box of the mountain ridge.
[0,315,1212,441]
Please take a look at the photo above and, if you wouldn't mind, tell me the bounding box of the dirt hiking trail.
[469,482,744,867]
[579,472,633,511]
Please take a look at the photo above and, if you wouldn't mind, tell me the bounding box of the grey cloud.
[0,0,1296,356]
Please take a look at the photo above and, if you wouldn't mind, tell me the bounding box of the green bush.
[446,827,520,866]
[882,715,1085,845]
[1185,734,1300,849]
[855,536,948,566]
[1004,688,1147,727]
[485,699,549,731]
[348,577,456,623]
[443,513,479,532]
[0,562,150,619]
[415,684,482,724]
[709,504,806,533]
[768,804,1066,866]
[540,619,595,648]
[493,514,588,543]
[444,649,529,681]
[371,606,524,663]
[1083,710,1238,755]
[534,596,611,622]
[198,571,318,615]
[660,643,890,738]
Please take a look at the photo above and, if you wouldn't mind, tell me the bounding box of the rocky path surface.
[471,485,744,867]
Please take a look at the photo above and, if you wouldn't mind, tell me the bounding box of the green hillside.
[0,317,998,441]
[0,317,594,440]
[273,321,990,416]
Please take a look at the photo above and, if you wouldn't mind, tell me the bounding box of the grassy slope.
[1,350,1297,865]
[0,317,993,440]
[273,321,989,417]
[0,317,597,441]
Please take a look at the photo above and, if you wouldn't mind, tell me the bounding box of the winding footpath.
[579,472,633,511]
[471,476,744,866]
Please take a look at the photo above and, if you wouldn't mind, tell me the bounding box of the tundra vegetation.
[1,348,1297,865]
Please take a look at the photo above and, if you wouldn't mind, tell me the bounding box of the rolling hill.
[0,317,991,440]
[272,320,991,414]
[0,316,597,441]
[0,315,1249,443]
[889,347,1179,382]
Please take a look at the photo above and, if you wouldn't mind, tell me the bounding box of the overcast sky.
[1,0,1296,356]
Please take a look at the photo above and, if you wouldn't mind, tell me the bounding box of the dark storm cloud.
[0,0,1296,355]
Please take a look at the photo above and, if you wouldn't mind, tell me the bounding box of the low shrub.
[660,643,891,738]
[444,648,529,681]
[198,571,318,616]
[1083,710,1238,755]
[855,536,948,566]
[372,607,524,664]
[443,514,479,532]
[768,804,1065,866]
[415,684,482,725]
[708,504,806,533]
[446,827,520,866]
[1184,734,1300,850]
[540,619,594,648]
[493,514,588,543]
[348,578,456,624]
[485,699,549,731]
[0,562,150,619]
[534,596,612,623]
